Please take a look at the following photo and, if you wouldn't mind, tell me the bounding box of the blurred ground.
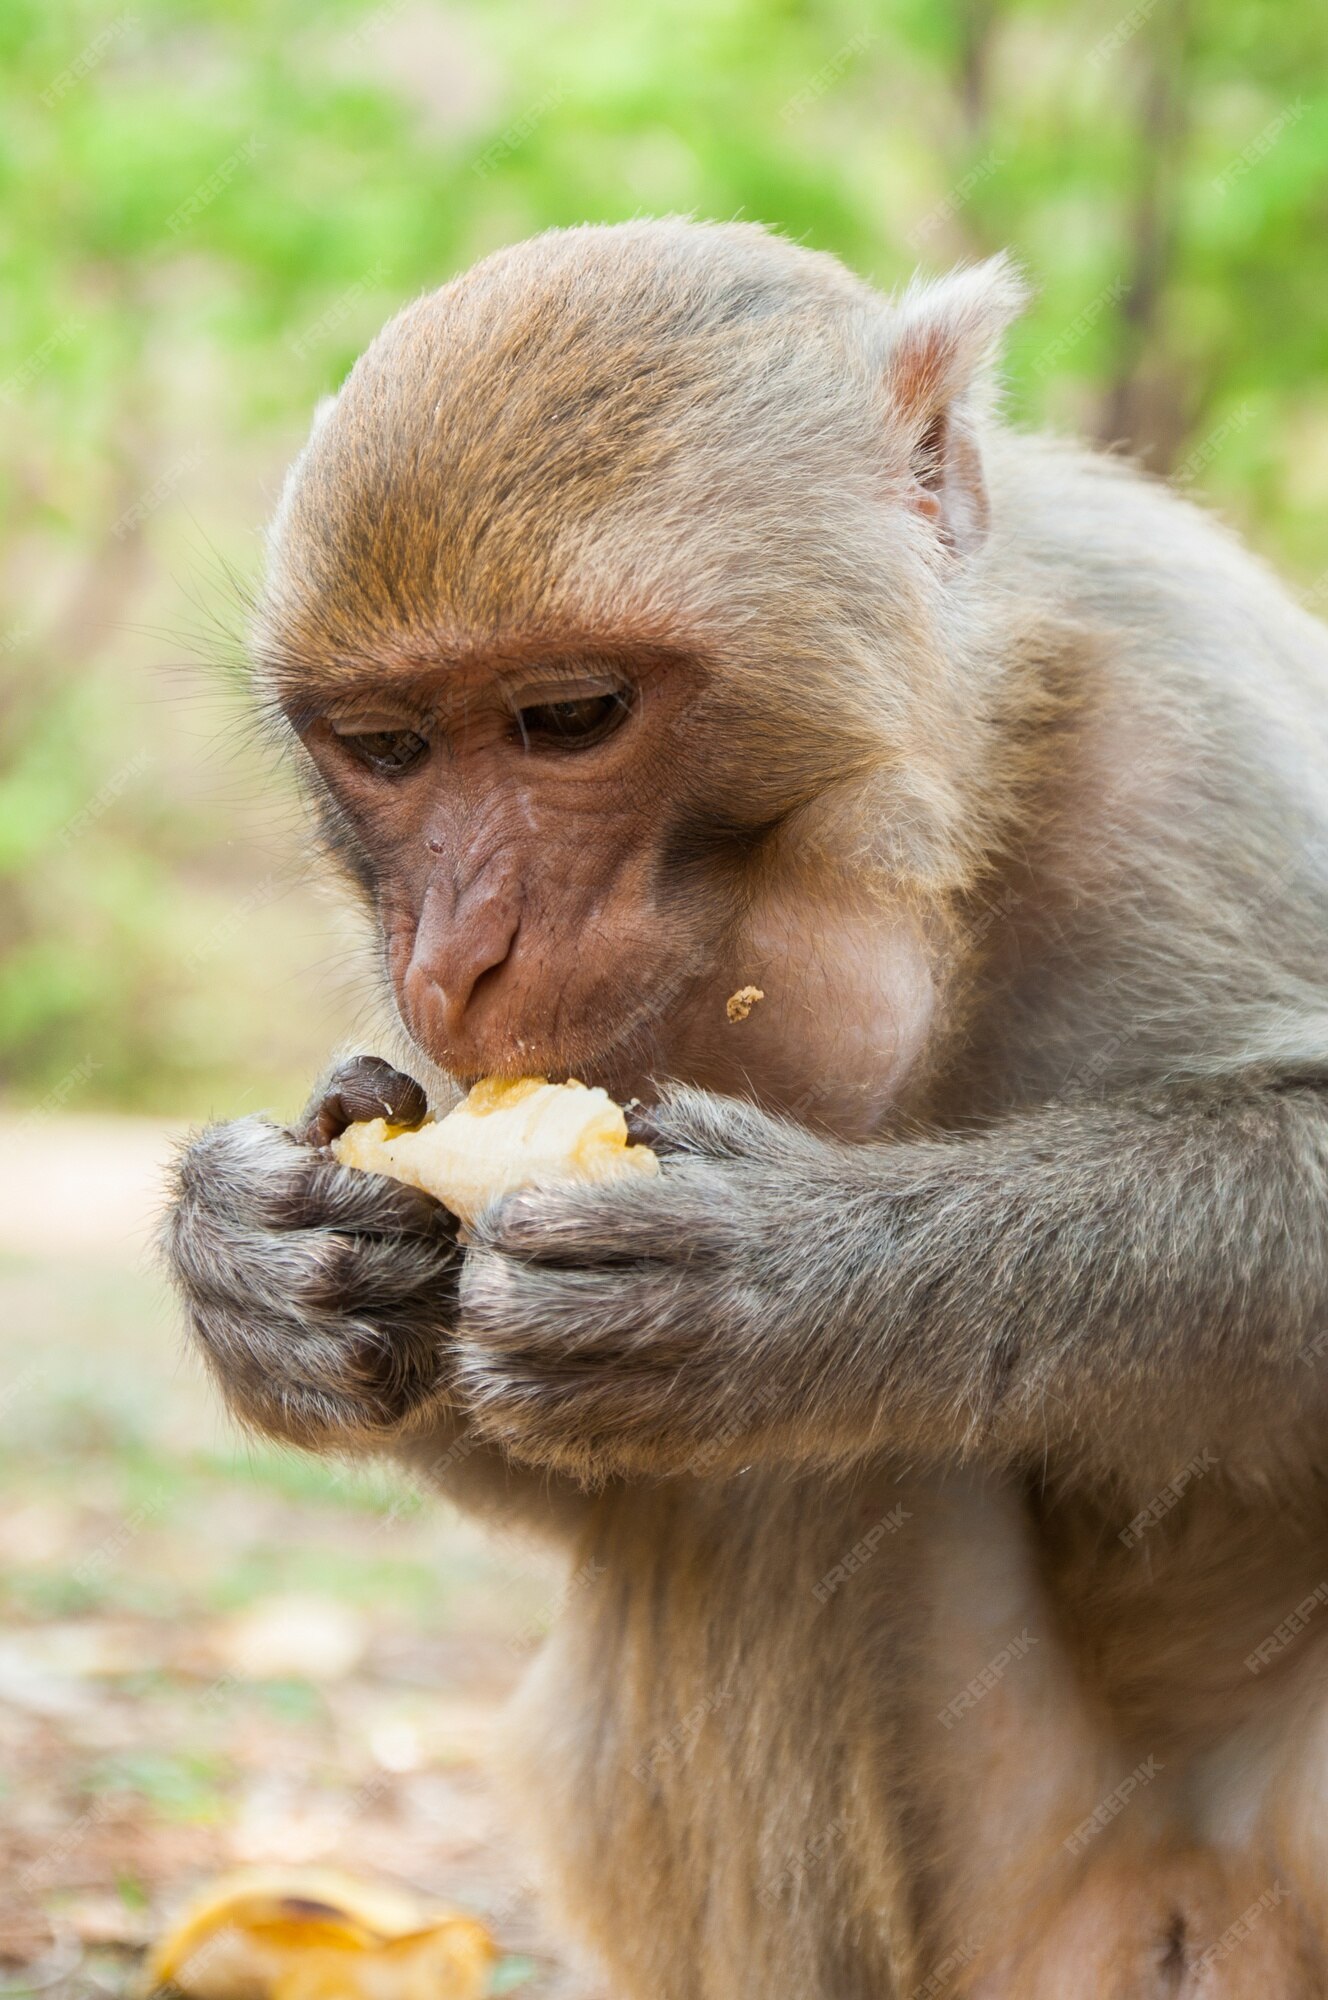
[0,1114,588,1998]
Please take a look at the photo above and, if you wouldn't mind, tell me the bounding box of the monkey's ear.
[882,252,1028,556]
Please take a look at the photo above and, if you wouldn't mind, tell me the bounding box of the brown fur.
[163,220,1328,1996]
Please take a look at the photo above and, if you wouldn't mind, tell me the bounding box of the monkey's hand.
[455,1088,829,1481]
[162,1057,462,1450]
[460,1071,1328,1489]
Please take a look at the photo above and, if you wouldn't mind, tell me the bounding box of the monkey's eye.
[333,727,430,774]
[515,688,631,750]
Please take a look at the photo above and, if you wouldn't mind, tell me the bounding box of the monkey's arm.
[456,1077,1328,1485]
[161,1057,590,1539]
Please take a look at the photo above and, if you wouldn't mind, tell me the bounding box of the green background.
[3,0,1326,1118]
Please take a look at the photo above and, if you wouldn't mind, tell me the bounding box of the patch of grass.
[89,1750,230,1825]
[253,1677,325,1723]
[207,1543,454,1622]
[204,1441,408,1515]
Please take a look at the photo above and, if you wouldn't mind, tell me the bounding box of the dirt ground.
[0,1114,593,1997]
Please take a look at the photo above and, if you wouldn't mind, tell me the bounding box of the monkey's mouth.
[447,1017,671,1104]
[389,973,694,1108]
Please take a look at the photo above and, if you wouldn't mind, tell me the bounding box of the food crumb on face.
[725,985,765,1023]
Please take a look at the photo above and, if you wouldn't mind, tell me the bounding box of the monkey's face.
[286,643,746,1088]
[258,223,976,1117]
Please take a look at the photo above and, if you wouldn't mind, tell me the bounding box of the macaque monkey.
[163,220,1328,1997]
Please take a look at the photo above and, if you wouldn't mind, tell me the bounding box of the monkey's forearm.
[453,1079,1328,1485]
[795,1081,1328,1475]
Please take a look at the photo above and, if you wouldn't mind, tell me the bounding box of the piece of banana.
[331,1075,659,1226]
[141,1866,495,2000]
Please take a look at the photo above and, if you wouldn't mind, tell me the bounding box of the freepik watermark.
[0,1362,52,1429]
[369,1432,488,1531]
[1119,1449,1219,1546]
[112,448,208,538]
[1246,1581,1328,1675]
[1031,277,1128,378]
[629,1683,734,1785]
[1190,1881,1291,1976]
[344,0,410,54]
[53,750,152,847]
[1212,100,1306,198]
[509,1554,607,1655]
[472,88,567,180]
[779,32,874,123]
[907,151,1004,253]
[758,1810,854,1908]
[164,136,265,236]
[1063,1755,1163,1855]
[9,1057,100,1134]
[182,871,296,972]
[39,13,137,105]
[71,1488,169,1588]
[0,319,84,404]
[812,1506,911,1603]
[1056,1032,1129,1105]
[909,1937,983,1999]
[290,266,389,360]
[1087,0,1160,69]
[19,1796,119,1892]
[688,1371,786,1476]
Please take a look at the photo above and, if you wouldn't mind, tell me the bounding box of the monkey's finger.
[173,1117,454,1241]
[454,1266,750,1481]
[305,1155,458,1239]
[167,1200,461,1322]
[188,1300,451,1439]
[167,1132,458,1321]
[636,1083,808,1163]
[457,1243,739,1367]
[295,1054,429,1147]
[469,1166,733,1269]
[457,1361,675,1477]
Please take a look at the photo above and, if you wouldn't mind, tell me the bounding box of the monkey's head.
[257,220,1026,1119]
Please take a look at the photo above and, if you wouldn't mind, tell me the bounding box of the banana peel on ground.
[141,1868,497,2000]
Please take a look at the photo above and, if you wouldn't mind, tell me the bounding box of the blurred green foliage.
[2,0,1326,1113]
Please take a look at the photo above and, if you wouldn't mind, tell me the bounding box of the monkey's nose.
[401,898,520,1047]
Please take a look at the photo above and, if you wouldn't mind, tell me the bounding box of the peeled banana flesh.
[331,1074,659,1226]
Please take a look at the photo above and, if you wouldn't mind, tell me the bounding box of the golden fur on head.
[260,221,1038,902]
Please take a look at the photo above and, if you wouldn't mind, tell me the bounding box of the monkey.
[162,219,1328,1997]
